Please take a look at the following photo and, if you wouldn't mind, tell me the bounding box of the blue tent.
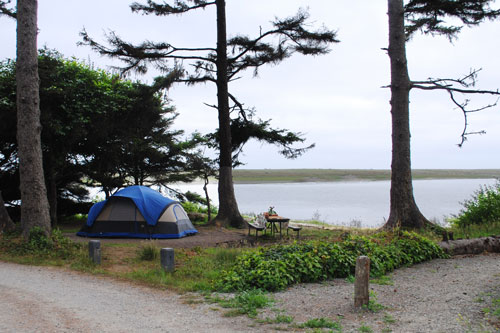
[77,186,197,239]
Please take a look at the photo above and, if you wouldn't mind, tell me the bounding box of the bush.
[181,201,218,216]
[216,232,447,292]
[1,227,81,258]
[453,181,500,230]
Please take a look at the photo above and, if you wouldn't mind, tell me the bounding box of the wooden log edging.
[439,236,500,256]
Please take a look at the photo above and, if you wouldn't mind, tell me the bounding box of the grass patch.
[382,313,396,324]
[479,290,500,327]
[232,169,500,184]
[358,324,374,332]
[137,241,160,261]
[362,291,385,313]
[122,247,245,292]
[297,317,342,331]
[370,274,394,286]
[206,290,273,318]
[449,221,500,239]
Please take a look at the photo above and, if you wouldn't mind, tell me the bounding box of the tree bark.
[383,0,430,230]
[213,0,245,228]
[16,0,51,238]
[0,190,16,233]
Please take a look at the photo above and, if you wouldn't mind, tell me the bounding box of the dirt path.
[1,254,499,332]
[65,226,249,248]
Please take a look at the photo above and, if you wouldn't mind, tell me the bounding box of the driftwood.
[439,236,500,256]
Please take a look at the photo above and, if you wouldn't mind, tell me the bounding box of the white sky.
[1,1,499,170]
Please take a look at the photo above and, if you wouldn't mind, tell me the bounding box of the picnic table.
[265,215,290,238]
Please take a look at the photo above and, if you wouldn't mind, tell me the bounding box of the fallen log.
[439,236,500,255]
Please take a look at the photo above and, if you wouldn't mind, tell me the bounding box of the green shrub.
[27,226,54,252]
[1,227,82,259]
[453,181,500,230]
[181,200,218,215]
[216,232,447,292]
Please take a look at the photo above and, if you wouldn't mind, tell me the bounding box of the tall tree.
[1,51,198,220]
[15,0,51,237]
[81,0,338,228]
[385,0,500,230]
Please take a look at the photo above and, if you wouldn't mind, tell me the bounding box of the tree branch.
[0,0,16,19]
[80,29,215,75]
[130,0,216,16]
[410,69,500,147]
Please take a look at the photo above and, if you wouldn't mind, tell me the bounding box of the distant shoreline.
[231,169,500,184]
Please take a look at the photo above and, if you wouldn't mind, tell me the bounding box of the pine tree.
[15,0,52,238]
[384,0,500,230]
[81,0,338,228]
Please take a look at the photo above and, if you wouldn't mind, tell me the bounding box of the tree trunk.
[46,168,58,227]
[213,0,245,228]
[45,152,58,227]
[383,0,430,230]
[203,176,212,222]
[16,0,51,238]
[0,190,16,233]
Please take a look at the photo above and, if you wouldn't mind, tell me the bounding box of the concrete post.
[354,255,370,308]
[89,240,101,265]
[161,248,175,273]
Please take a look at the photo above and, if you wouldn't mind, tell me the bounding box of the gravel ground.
[1,253,499,332]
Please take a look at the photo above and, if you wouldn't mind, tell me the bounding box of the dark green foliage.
[205,116,315,166]
[405,0,500,39]
[81,1,338,165]
[0,50,199,216]
[1,227,81,258]
[0,1,16,19]
[217,232,447,292]
[452,181,500,230]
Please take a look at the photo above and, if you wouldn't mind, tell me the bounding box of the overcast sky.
[1,1,500,170]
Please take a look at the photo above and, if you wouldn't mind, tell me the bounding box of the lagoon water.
[175,178,498,228]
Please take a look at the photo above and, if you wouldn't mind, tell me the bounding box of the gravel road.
[1,253,499,332]
[0,262,256,333]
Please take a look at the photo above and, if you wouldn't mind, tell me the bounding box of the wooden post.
[161,248,175,273]
[354,256,370,308]
[88,240,101,265]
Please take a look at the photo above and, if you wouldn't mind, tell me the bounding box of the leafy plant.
[452,181,500,233]
[217,232,447,292]
[181,199,218,216]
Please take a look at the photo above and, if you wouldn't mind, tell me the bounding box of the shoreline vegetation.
[231,169,500,184]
